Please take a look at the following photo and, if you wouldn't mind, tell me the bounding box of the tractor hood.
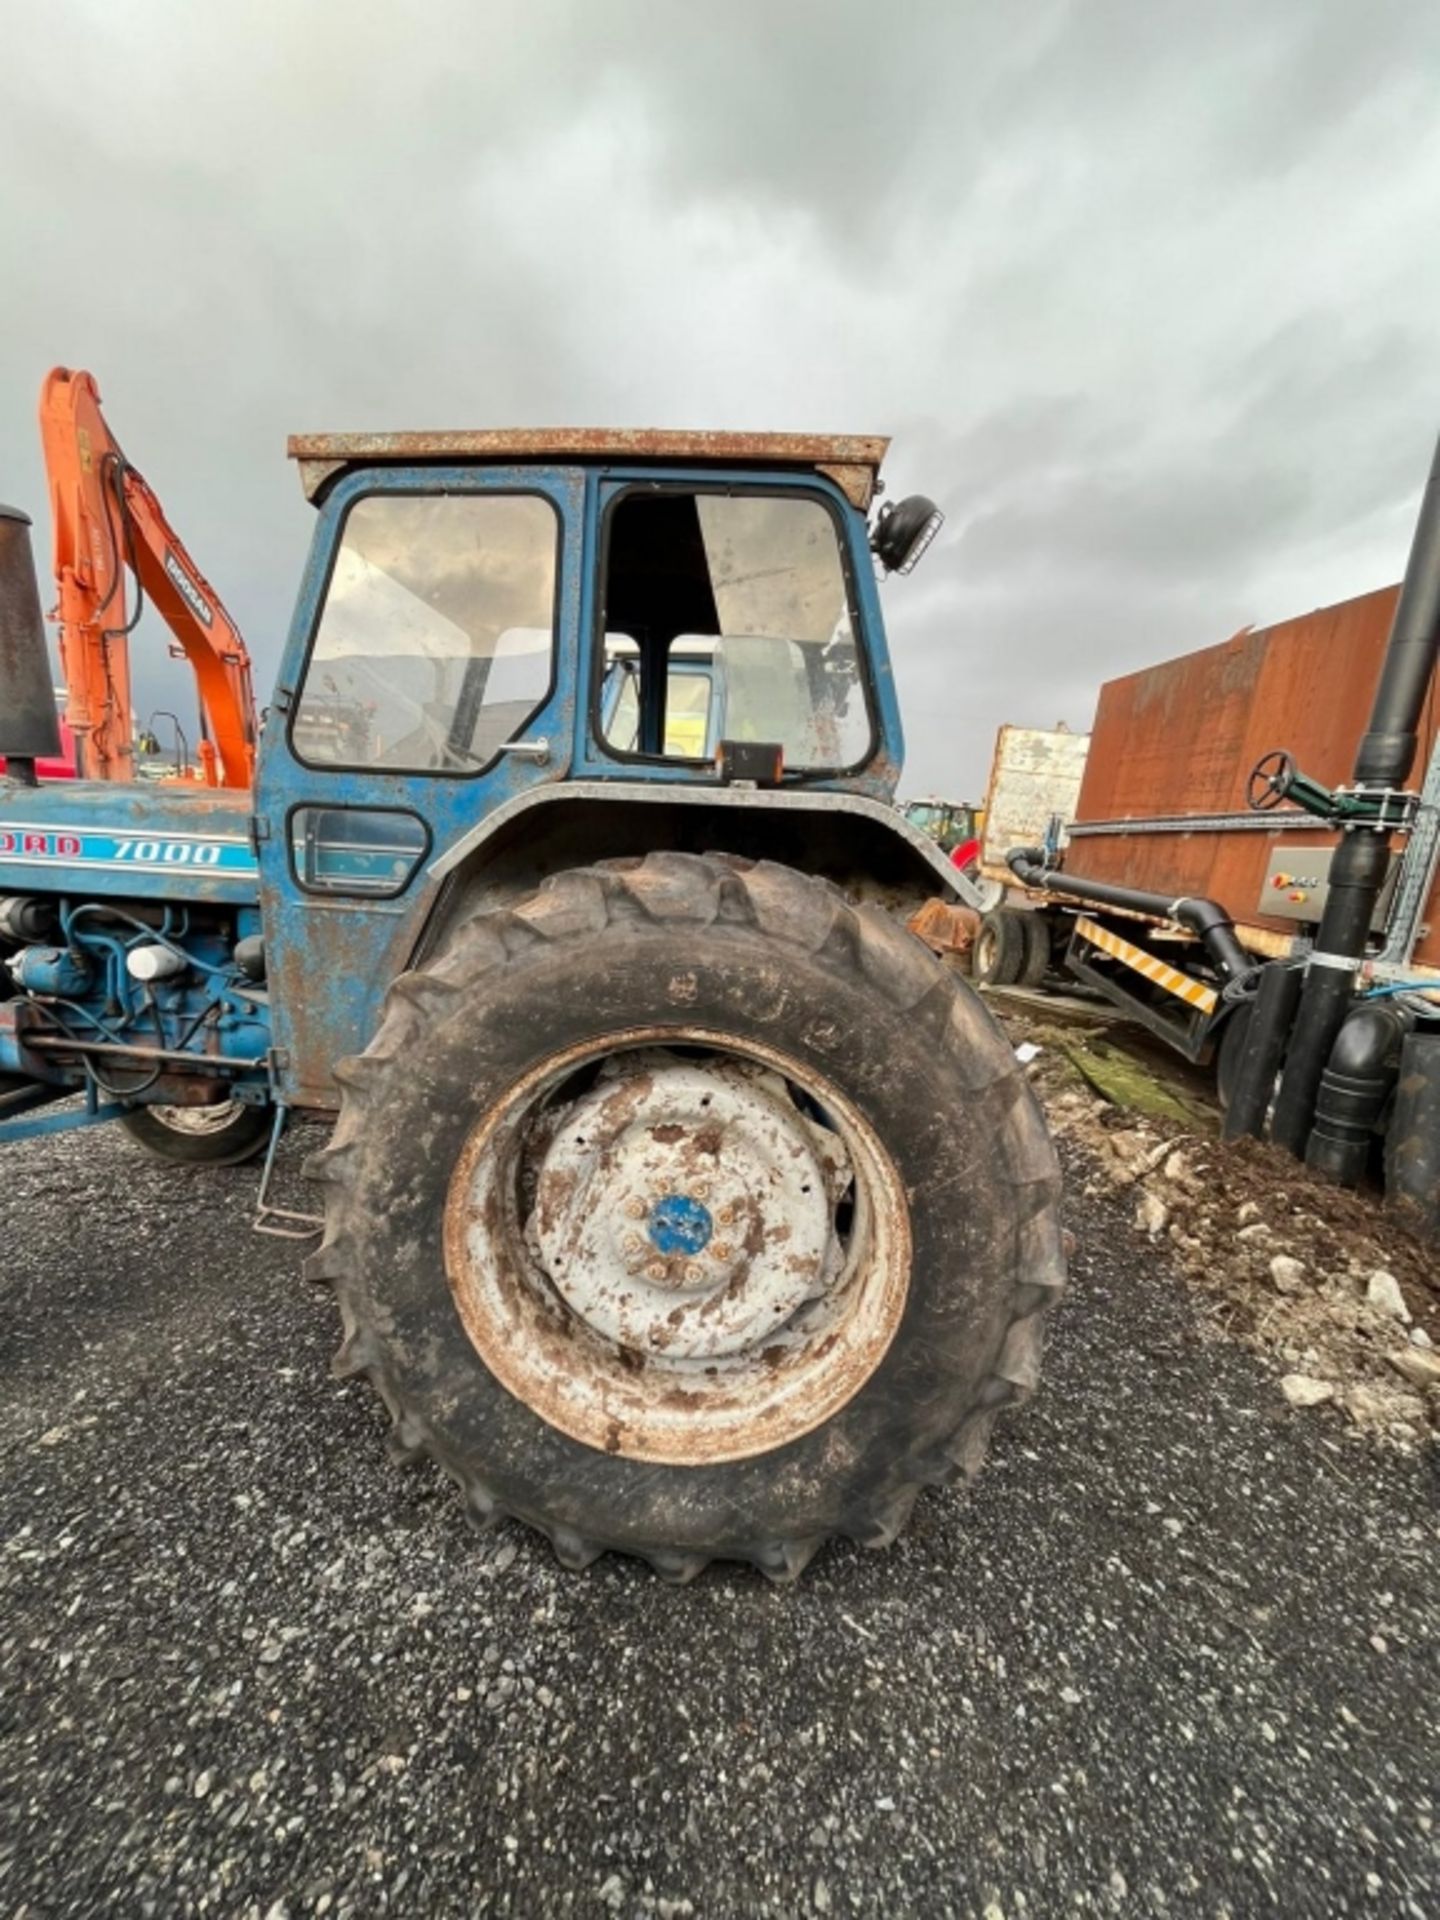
[0,777,258,905]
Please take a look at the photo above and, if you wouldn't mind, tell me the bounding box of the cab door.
[254,465,585,1105]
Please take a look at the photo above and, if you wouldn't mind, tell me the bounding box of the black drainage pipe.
[1006,847,1251,982]
[1304,1000,1412,1185]
[1221,960,1303,1143]
[1385,1032,1440,1237]
[1271,434,1440,1157]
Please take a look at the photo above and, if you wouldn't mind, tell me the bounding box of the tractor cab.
[279,431,914,793]
[902,796,984,858]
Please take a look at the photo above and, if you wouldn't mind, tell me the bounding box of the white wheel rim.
[148,1099,247,1136]
[443,1029,911,1465]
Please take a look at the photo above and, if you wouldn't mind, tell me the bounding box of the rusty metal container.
[979,723,1091,880]
[1067,585,1440,968]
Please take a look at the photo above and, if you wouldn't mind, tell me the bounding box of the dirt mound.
[1005,1010,1439,1449]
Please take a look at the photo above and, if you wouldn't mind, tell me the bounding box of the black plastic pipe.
[1385,1032,1440,1236]
[1304,1000,1411,1184]
[1221,960,1303,1143]
[1356,439,1440,785]
[1271,434,1440,1158]
[1007,846,1251,981]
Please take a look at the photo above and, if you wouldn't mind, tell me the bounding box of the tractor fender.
[414,781,1001,964]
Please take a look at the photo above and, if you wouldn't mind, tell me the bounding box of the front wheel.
[121,1098,272,1166]
[310,854,1065,1580]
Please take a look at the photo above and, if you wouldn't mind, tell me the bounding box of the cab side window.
[292,493,558,773]
[597,491,872,772]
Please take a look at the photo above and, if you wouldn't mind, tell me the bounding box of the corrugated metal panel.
[1070,586,1440,966]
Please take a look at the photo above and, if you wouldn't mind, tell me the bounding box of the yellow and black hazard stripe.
[1073,917,1218,1014]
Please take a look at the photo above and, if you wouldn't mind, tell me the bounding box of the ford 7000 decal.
[0,826,257,874]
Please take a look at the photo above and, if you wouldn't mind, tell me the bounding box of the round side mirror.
[871,494,944,575]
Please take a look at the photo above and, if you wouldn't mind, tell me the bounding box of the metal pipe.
[1271,434,1440,1157]
[1006,846,1251,980]
[20,1034,239,1067]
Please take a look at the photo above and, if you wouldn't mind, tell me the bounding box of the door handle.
[497,736,551,766]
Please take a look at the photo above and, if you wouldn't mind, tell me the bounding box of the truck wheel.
[972,907,1028,987]
[1017,912,1053,989]
[310,854,1065,1581]
[120,1098,272,1166]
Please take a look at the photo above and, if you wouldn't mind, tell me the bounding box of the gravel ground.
[2,1121,1437,1919]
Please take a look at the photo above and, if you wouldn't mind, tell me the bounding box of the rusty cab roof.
[286,429,890,511]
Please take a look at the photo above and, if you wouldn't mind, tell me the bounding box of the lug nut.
[623,1233,643,1256]
[710,1241,732,1262]
[623,1198,646,1221]
[683,1263,705,1286]
[645,1259,668,1283]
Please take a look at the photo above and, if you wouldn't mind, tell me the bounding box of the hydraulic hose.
[1006,847,1251,981]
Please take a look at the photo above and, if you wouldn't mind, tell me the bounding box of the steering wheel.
[1247,748,1296,812]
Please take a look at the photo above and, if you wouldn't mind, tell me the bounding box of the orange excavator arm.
[38,367,257,788]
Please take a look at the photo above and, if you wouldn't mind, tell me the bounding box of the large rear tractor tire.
[121,1098,272,1167]
[309,854,1065,1581]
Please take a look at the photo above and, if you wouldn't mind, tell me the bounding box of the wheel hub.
[531,1057,842,1359]
[647,1192,714,1259]
[443,1030,910,1465]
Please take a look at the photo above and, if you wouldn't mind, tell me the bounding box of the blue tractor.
[0,427,1064,1580]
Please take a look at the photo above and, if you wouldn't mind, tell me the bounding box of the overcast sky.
[3,0,1439,795]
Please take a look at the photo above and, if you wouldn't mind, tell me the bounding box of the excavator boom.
[38,368,257,788]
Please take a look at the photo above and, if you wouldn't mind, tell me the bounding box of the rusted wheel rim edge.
[147,1098,249,1135]
[442,1025,911,1466]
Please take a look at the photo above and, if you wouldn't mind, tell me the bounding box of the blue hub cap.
[646,1192,714,1258]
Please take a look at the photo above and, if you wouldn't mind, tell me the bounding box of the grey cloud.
[2,0,1438,800]
[957,458,1315,585]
